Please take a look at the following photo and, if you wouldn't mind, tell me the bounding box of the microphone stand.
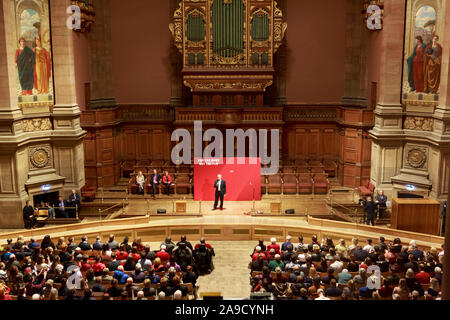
[246,181,257,215]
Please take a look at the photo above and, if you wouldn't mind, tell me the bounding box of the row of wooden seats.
[261,173,329,195]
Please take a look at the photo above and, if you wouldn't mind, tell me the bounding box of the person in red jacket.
[156,245,171,263]
[266,238,280,255]
[92,256,106,276]
[162,171,174,195]
[251,246,267,261]
[116,248,129,262]
[79,255,92,272]
[415,264,430,285]
[0,283,11,300]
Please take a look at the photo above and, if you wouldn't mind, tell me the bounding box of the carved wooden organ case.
[169,0,287,107]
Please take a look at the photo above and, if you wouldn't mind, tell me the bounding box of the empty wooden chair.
[175,173,192,194]
[267,174,282,194]
[282,173,298,194]
[298,174,313,194]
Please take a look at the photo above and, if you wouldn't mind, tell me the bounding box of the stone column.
[88,0,116,108]
[368,0,406,199]
[443,177,450,300]
[341,0,369,108]
[269,0,287,107]
[169,0,184,107]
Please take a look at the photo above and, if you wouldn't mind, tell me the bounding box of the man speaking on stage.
[213,174,226,211]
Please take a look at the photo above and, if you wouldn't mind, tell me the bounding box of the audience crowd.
[0,234,215,300]
[249,235,445,300]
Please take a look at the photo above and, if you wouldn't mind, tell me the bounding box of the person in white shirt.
[330,256,344,274]
[136,171,145,195]
[363,238,374,252]
[315,288,330,300]
[348,238,358,252]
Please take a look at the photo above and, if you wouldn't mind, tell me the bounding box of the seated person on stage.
[375,190,387,219]
[136,171,146,196]
[57,196,69,218]
[44,202,54,219]
[23,200,37,229]
[149,169,161,199]
[162,171,174,195]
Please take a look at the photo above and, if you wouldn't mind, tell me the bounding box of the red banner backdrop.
[193,158,261,201]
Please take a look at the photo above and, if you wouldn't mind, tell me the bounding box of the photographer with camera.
[360,196,377,226]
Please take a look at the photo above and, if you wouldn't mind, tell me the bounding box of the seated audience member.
[353,268,367,285]
[78,236,91,251]
[251,246,266,261]
[321,268,336,285]
[405,268,423,295]
[281,236,293,252]
[308,277,324,299]
[427,278,440,297]
[157,245,171,263]
[176,235,193,251]
[433,267,442,286]
[378,278,393,298]
[334,239,347,256]
[378,237,388,252]
[410,244,424,261]
[146,267,161,284]
[113,265,129,284]
[353,245,368,262]
[315,288,330,300]
[330,256,344,274]
[266,238,281,255]
[125,277,140,299]
[325,279,342,298]
[107,279,123,298]
[194,244,213,274]
[359,278,377,298]
[363,238,374,252]
[131,263,146,284]
[161,237,176,255]
[337,269,352,285]
[123,255,136,272]
[142,279,157,298]
[92,277,106,293]
[268,254,284,272]
[393,278,410,300]
[157,277,173,297]
[92,236,103,251]
[101,268,113,284]
[107,235,119,251]
[415,264,430,285]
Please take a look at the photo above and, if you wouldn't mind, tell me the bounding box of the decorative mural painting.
[402,0,443,105]
[14,0,54,113]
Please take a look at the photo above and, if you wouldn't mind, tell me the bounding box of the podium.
[391,198,441,235]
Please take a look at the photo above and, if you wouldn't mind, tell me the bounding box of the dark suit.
[149,174,161,196]
[363,200,377,226]
[213,179,226,210]
[69,193,81,218]
[375,194,387,219]
[57,200,69,218]
[23,205,36,229]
